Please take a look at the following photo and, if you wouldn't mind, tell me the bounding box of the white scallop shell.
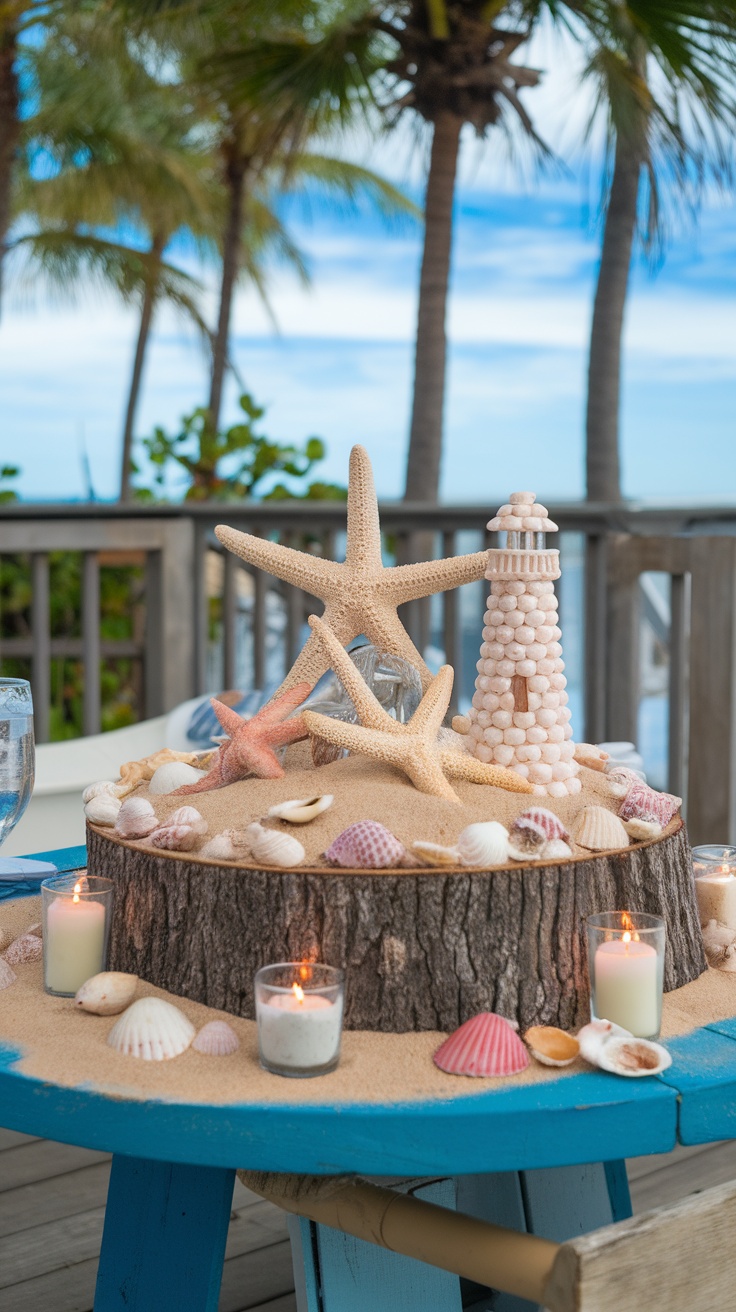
[4,933,43,965]
[149,762,207,795]
[84,793,122,826]
[247,822,304,868]
[595,1036,672,1078]
[267,795,334,824]
[0,958,16,990]
[456,822,509,867]
[200,832,241,861]
[192,1020,239,1056]
[577,1019,632,1065]
[573,806,630,852]
[83,780,125,803]
[75,971,138,1016]
[107,997,195,1061]
[115,797,158,839]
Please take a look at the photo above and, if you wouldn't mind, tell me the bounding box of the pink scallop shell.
[513,807,569,842]
[433,1012,529,1078]
[619,782,681,827]
[325,820,405,869]
[192,1020,239,1056]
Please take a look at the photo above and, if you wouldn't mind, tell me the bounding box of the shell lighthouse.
[461,491,581,797]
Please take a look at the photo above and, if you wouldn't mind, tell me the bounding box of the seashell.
[167,805,208,834]
[75,971,138,1016]
[702,919,736,971]
[4,933,43,965]
[524,1026,580,1067]
[452,715,471,735]
[84,793,122,826]
[324,820,405,870]
[457,822,509,867]
[573,743,609,772]
[115,796,158,839]
[577,1019,632,1065]
[573,806,630,852]
[624,818,663,842]
[149,762,206,795]
[82,780,125,803]
[434,1013,529,1078]
[268,795,334,824]
[200,832,241,861]
[604,767,645,800]
[507,819,547,861]
[543,838,573,860]
[595,1036,672,1078]
[411,840,460,867]
[27,923,42,937]
[513,808,569,843]
[107,997,195,1061]
[247,822,305,868]
[0,958,16,990]
[148,823,199,852]
[0,925,14,953]
[192,1020,239,1056]
[619,782,681,828]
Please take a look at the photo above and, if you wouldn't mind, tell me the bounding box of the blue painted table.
[2,847,736,1312]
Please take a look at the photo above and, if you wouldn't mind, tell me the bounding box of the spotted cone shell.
[325,820,405,870]
[433,1012,529,1078]
[619,782,681,828]
[514,807,569,843]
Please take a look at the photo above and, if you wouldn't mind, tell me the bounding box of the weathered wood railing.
[2,499,736,842]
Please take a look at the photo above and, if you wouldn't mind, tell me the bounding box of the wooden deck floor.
[1,1128,736,1311]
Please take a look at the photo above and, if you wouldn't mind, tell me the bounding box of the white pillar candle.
[695,870,736,929]
[45,888,106,995]
[594,935,659,1037]
[258,985,342,1073]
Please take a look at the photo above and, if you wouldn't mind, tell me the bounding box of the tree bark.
[404,111,463,503]
[208,150,247,432]
[585,132,643,503]
[0,19,20,317]
[119,234,165,502]
[91,820,705,1034]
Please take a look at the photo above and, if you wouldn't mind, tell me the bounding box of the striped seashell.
[0,958,17,990]
[115,797,158,839]
[573,806,630,852]
[192,1020,239,1056]
[513,808,569,843]
[4,933,43,965]
[456,822,509,867]
[324,820,406,870]
[107,997,195,1061]
[434,1013,529,1078]
[247,823,305,868]
[507,818,547,861]
[619,782,681,828]
[167,806,208,834]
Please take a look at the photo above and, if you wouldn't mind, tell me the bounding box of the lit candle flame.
[621,911,634,933]
[292,982,305,1004]
[622,931,632,945]
[73,881,81,905]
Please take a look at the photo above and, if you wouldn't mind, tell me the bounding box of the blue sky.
[2,30,735,505]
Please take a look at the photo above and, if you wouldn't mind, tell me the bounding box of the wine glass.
[0,678,39,879]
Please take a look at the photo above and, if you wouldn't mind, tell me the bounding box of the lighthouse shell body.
[465,492,580,798]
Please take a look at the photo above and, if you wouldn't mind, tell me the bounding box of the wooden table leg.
[94,1155,235,1311]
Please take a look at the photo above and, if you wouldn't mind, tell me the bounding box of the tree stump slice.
[88,819,706,1034]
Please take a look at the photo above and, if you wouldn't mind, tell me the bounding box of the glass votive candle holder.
[586,911,665,1039]
[41,874,113,997]
[255,963,344,1078]
[692,846,736,930]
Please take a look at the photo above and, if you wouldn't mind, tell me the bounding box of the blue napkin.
[0,845,87,901]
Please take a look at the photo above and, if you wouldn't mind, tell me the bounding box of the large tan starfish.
[302,617,533,804]
[215,445,488,694]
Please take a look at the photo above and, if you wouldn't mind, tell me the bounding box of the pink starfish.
[174,684,312,793]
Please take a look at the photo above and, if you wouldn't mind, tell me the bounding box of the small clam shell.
[573,743,608,772]
[149,762,206,795]
[573,805,630,852]
[0,958,16,990]
[84,793,122,826]
[577,1019,632,1065]
[411,841,460,867]
[247,822,304,868]
[148,823,200,852]
[75,971,138,1016]
[524,1026,580,1067]
[4,933,43,965]
[200,832,241,861]
[543,838,573,860]
[456,822,509,867]
[192,1020,239,1056]
[107,997,195,1061]
[115,797,158,839]
[82,780,125,804]
[595,1036,672,1078]
[167,805,208,834]
[268,795,334,824]
[702,919,736,971]
[624,818,663,842]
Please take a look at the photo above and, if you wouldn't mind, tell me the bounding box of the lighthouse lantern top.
[487,491,558,543]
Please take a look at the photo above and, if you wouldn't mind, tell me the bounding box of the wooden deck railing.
[2,499,736,843]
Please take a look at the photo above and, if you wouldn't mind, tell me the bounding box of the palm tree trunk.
[120,235,165,502]
[208,150,247,431]
[0,19,20,317]
[585,133,643,502]
[404,110,463,502]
